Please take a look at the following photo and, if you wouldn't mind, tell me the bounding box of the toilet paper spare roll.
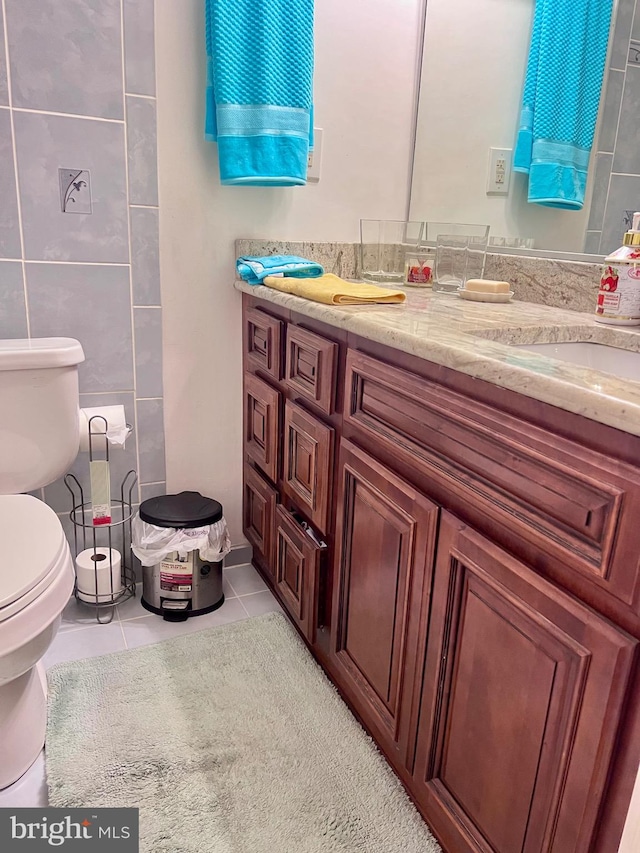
[75,547,123,603]
[79,405,131,452]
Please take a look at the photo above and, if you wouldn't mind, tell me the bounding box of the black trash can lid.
[139,491,223,529]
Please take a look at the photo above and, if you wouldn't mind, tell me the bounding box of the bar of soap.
[465,279,511,293]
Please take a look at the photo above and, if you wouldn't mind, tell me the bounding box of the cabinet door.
[331,439,439,768]
[243,463,277,579]
[244,307,283,381]
[244,372,280,483]
[274,505,323,643]
[285,325,338,414]
[283,401,334,534]
[413,512,637,853]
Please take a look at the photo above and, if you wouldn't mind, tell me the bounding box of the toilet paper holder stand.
[64,414,138,625]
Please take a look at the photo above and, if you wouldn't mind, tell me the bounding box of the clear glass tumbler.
[359,220,424,284]
[424,223,490,293]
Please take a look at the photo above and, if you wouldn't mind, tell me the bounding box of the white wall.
[620,763,640,853]
[409,0,595,252]
[155,0,424,542]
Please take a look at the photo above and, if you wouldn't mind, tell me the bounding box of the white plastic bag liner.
[132,513,231,567]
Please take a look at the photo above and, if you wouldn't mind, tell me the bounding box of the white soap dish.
[458,289,514,303]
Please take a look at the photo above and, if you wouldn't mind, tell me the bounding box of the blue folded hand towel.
[236,255,324,285]
[513,0,614,210]
[205,0,314,187]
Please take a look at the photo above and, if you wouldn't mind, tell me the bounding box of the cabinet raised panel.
[331,439,439,767]
[244,307,283,380]
[283,401,334,533]
[286,325,338,414]
[244,372,280,483]
[413,512,637,853]
[243,463,277,578]
[274,505,323,643]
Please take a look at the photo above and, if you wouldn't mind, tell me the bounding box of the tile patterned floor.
[0,564,282,808]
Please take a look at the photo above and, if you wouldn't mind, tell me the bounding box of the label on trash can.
[160,551,193,592]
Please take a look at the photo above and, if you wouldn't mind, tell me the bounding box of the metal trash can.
[139,491,225,621]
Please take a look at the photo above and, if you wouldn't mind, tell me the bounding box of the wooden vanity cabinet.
[241,293,640,853]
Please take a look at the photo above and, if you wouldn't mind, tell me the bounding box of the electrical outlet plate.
[59,168,92,214]
[486,148,512,195]
[307,128,323,183]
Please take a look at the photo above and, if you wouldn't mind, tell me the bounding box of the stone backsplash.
[236,240,359,279]
[236,240,603,315]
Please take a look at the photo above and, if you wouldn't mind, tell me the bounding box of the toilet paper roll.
[79,405,131,452]
[75,547,123,603]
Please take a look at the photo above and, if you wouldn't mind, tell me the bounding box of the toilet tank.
[0,338,85,494]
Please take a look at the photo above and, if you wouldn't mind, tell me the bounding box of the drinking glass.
[424,223,490,293]
[359,220,424,284]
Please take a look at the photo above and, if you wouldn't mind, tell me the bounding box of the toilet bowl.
[0,495,75,788]
[0,337,84,789]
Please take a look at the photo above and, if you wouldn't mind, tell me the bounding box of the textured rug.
[47,613,441,852]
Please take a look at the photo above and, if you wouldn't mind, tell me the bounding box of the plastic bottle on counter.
[595,212,640,326]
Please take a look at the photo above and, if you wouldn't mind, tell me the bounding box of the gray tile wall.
[586,0,640,254]
[0,1,166,531]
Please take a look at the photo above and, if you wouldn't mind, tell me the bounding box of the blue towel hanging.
[205,0,314,186]
[513,0,614,210]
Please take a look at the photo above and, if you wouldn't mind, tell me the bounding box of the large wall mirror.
[409,0,637,258]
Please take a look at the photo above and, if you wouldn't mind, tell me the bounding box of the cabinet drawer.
[243,463,277,578]
[244,307,283,380]
[286,325,338,414]
[344,349,640,617]
[283,401,335,533]
[274,505,323,643]
[244,372,281,483]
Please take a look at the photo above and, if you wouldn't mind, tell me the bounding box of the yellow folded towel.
[262,273,406,305]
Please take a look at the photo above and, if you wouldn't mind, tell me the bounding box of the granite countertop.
[234,280,640,437]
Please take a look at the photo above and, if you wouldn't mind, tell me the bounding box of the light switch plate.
[59,168,92,214]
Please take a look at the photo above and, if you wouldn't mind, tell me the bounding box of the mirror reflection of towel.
[513,0,614,210]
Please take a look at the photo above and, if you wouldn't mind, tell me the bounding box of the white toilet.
[0,337,85,789]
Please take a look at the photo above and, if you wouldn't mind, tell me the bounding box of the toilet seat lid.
[0,495,67,611]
